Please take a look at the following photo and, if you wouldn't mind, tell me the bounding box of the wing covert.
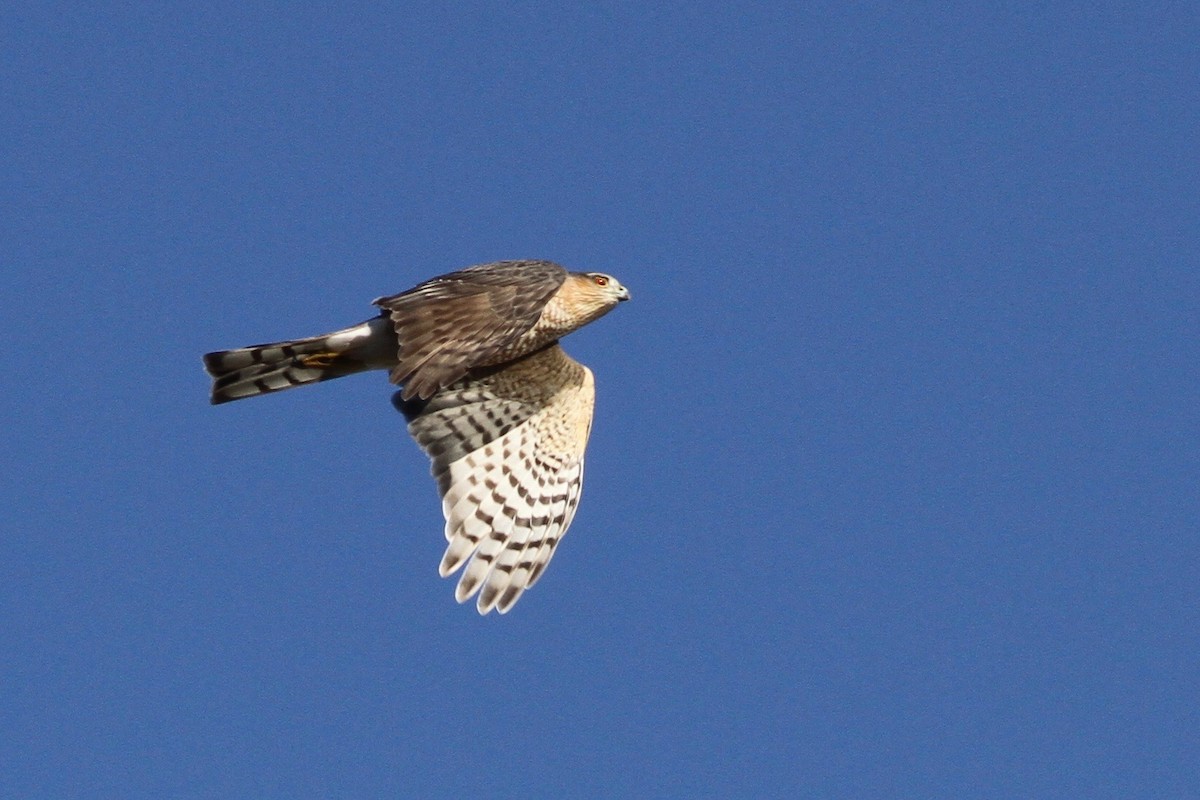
[375,260,567,400]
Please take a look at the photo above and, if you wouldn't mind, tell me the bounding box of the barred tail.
[203,319,389,405]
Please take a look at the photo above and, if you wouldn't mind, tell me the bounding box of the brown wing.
[374,260,567,400]
[395,344,595,614]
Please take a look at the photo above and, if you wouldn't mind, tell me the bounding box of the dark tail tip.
[202,351,227,377]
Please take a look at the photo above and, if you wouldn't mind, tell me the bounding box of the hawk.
[203,260,630,614]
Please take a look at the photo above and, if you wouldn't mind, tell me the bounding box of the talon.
[298,351,340,369]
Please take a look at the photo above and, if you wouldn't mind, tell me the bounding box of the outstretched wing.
[375,260,567,400]
[395,344,595,614]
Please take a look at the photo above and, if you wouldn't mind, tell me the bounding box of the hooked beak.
[616,285,631,301]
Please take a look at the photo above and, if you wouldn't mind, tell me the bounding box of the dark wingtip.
[391,390,428,421]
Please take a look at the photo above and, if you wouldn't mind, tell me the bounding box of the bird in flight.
[203,259,630,614]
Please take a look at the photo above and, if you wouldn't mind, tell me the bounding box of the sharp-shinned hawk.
[203,260,630,614]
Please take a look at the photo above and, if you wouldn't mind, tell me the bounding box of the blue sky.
[3,3,1197,797]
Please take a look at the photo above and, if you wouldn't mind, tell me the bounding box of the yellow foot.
[298,351,341,369]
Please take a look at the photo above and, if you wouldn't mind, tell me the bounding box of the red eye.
[593,275,609,287]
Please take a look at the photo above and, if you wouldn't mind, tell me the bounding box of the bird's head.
[571,271,631,305]
[553,270,631,330]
